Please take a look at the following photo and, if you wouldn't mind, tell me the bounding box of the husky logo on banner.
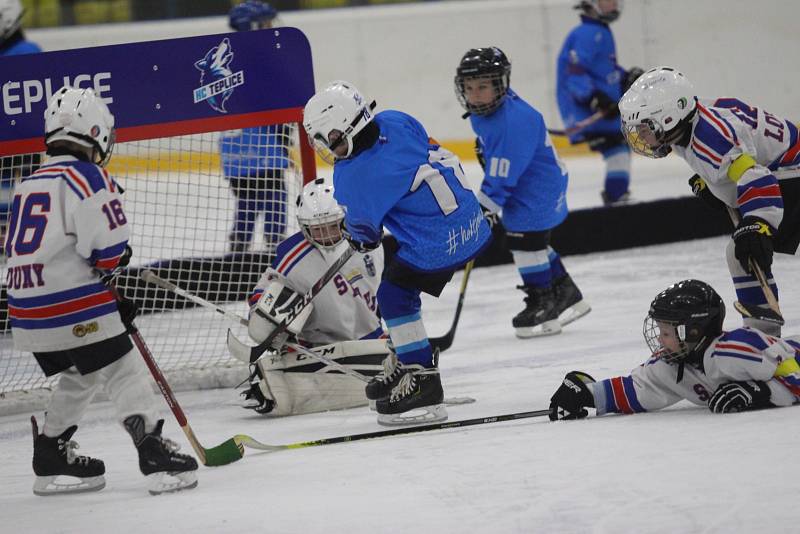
[193,38,245,113]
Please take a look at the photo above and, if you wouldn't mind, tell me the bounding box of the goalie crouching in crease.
[232,177,388,416]
[549,279,800,421]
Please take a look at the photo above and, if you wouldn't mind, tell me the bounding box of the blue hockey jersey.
[470,89,568,232]
[333,110,491,272]
[0,36,41,56]
[219,124,291,178]
[556,16,626,141]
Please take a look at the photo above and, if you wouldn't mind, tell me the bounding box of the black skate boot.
[552,274,591,326]
[365,350,425,402]
[124,415,198,496]
[31,416,106,496]
[375,369,447,426]
[512,285,562,338]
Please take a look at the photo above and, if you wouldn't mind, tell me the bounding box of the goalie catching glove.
[248,279,313,350]
[549,371,596,421]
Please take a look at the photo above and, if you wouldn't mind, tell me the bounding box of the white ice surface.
[2,154,799,533]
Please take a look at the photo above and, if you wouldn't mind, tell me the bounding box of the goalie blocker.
[229,337,389,416]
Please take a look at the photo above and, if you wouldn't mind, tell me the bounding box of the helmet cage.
[577,0,623,23]
[454,71,510,116]
[296,178,345,249]
[643,316,694,364]
[622,118,671,158]
[307,104,372,165]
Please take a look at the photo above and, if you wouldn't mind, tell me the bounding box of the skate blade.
[147,471,198,496]
[33,475,105,496]
[515,319,562,339]
[376,404,448,427]
[559,301,591,327]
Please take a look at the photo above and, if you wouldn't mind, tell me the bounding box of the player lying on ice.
[230,177,390,416]
[549,279,800,420]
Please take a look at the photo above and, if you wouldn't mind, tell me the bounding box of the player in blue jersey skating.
[303,81,491,425]
[455,47,590,339]
[555,0,642,205]
[220,1,290,253]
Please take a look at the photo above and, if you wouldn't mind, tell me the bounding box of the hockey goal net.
[0,29,316,412]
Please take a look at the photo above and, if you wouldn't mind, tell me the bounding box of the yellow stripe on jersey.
[727,154,757,182]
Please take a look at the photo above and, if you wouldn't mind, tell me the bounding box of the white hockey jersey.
[6,155,130,352]
[673,97,800,232]
[249,232,384,346]
[591,327,800,415]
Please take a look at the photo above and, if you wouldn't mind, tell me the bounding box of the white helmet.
[44,86,116,166]
[296,177,345,248]
[619,66,696,158]
[0,0,23,43]
[303,80,375,164]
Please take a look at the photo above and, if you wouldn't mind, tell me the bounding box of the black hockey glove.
[480,204,500,229]
[732,216,775,274]
[340,219,381,253]
[589,91,619,118]
[708,380,773,413]
[474,137,486,170]
[623,67,645,93]
[118,245,133,268]
[688,174,726,212]
[116,294,139,333]
[549,371,596,421]
[240,368,275,415]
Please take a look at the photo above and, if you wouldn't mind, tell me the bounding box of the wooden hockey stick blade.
[733,300,785,326]
[232,408,552,453]
[430,260,474,352]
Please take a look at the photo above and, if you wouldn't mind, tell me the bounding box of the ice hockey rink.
[2,154,799,533]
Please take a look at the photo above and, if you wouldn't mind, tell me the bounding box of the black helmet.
[454,47,511,116]
[643,279,725,366]
[575,1,622,24]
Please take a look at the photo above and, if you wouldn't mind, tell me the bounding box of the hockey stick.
[108,286,244,467]
[725,206,784,325]
[430,259,474,352]
[546,110,605,137]
[232,408,552,453]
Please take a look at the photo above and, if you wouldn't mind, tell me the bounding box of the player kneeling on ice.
[232,177,388,416]
[7,87,197,496]
[620,67,800,337]
[455,47,590,338]
[303,81,491,425]
[549,280,800,420]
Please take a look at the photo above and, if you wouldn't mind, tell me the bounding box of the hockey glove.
[475,137,486,170]
[708,380,772,413]
[480,204,500,229]
[116,294,139,333]
[240,368,276,415]
[732,216,775,274]
[549,371,596,421]
[623,66,645,93]
[340,220,381,253]
[688,174,725,212]
[589,91,619,118]
[118,245,133,268]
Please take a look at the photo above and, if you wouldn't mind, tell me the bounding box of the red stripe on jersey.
[277,240,311,273]
[698,103,736,143]
[63,167,93,197]
[716,342,758,354]
[610,377,633,414]
[95,256,122,270]
[9,290,115,319]
[101,168,115,193]
[692,139,722,163]
[737,184,782,205]
[781,136,800,165]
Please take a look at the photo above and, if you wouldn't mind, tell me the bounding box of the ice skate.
[31,416,106,496]
[513,285,562,338]
[375,370,448,426]
[601,190,632,207]
[365,350,425,402]
[124,415,198,496]
[553,274,591,326]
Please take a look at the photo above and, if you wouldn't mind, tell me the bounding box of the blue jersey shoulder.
[1,39,41,56]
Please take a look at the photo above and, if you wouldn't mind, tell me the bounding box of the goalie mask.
[0,0,22,44]
[44,86,116,167]
[296,177,345,249]
[643,279,725,367]
[303,81,376,164]
[455,47,511,116]
[575,0,623,23]
[619,66,696,158]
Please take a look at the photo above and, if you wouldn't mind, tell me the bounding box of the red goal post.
[0,28,316,408]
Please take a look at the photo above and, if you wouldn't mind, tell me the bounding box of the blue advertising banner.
[0,27,314,153]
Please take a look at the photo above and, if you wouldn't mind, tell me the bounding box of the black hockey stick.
[546,110,605,137]
[430,259,474,352]
[233,408,552,453]
[725,207,784,325]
